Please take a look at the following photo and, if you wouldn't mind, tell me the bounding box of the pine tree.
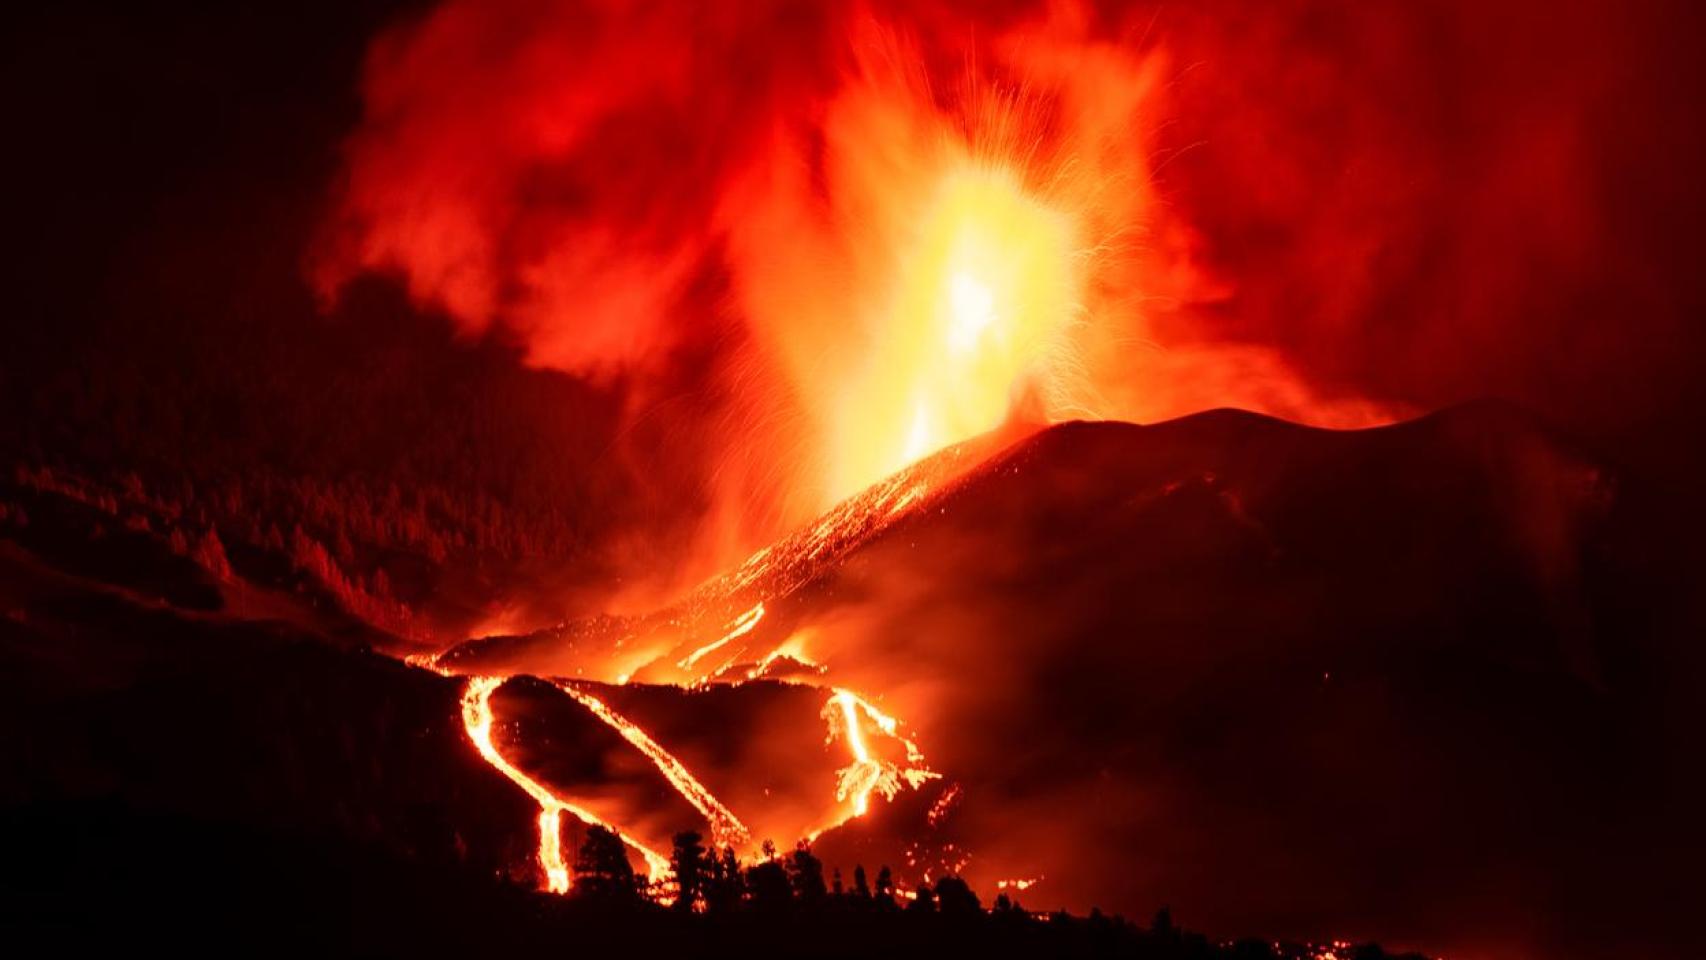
[787,841,827,901]
[908,884,937,913]
[935,876,980,917]
[874,866,896,909]
[705,845,743,913]
[669,831,710,912]
[745,858,792,911]
[570,825,636,901]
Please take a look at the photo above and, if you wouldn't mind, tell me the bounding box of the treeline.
[1,268,714,639]
[554,827,1427,960]
[2,797,1431,960]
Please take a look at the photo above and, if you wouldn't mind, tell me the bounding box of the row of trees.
[563,828,1427,960]
[573,827,990,916]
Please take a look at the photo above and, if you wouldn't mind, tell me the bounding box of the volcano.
[2,402,1677,957]
[7,2,1705,957]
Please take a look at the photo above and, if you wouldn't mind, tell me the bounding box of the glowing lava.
[820,163,1081,504]
[678,602,765,674]
[459,677,671,888]
[824,689,937,819]
[431,158,1055,889]
[556,681,751,849]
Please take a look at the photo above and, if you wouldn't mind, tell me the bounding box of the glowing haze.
[316,0,1386,562]
[316,1,1395,900]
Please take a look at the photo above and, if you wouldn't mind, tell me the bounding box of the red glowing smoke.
[315,0,1698,572]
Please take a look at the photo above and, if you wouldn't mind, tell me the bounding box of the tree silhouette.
[1152,906,1177,942]
[787,841,827,902]
[907,883,936,913]
[668,831,709,912]
[934,875,980,917]
[704,845,743,914]
[540,835,1421,959]
[874,865,896,909]
[745,858,792,911]
[570,825,636,901]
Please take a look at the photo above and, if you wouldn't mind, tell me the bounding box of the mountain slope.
[1,402,1684,959]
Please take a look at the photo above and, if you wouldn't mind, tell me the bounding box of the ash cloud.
[315,0,1706,581]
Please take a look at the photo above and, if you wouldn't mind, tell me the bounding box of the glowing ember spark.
[926,782,963,828]
[459,677,671,888]
[557,682,750,849]
[677,602,765,672]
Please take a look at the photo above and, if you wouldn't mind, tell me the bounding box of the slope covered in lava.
[442,401,1672,958]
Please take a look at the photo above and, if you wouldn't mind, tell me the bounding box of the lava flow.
[446,634,943,891]
[555,681,751,849]
[459,677,671,886]
[677,602,766,675]
[824,689,937,820]
[386,4,1131,895]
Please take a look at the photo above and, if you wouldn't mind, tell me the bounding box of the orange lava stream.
[823,688,938,822]
[427,450,959,885]
[831,692,882,817]
[459,676,671,888]
[677,601,765,673]
[556,681,751,849]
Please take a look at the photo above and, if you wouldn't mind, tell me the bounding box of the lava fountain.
[813,161,1082,503]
